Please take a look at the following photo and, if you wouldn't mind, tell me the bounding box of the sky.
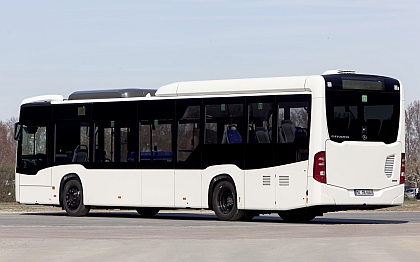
[1,0,419,120]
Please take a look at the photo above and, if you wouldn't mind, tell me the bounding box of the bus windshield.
[326,90,400,144]
[16,125,48,174]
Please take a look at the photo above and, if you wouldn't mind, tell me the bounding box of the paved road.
[1,210,419,261]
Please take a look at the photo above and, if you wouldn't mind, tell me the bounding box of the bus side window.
[55,122,90,163]
[205,103,244,144]
[178,105,200,162]
[205,122,217,144]
[276,96,311,164]
[247,102,273,144]
[277,107,286,143]
[280,119,295,143]
[277,106,308,144]
[140,120,173,162]
[94,121,135,163]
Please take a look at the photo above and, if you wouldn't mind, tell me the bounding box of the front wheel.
[212,180,245,221]
[63,179,90,217]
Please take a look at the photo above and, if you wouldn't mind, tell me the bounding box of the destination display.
[342,79,383,90]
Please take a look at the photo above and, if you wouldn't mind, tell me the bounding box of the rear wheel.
[212,180,244,221]
[136,208,159,217]
[241,211,255,221]
[63,179,90,217]
[278,210,315,223]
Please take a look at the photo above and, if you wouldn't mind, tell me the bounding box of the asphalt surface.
[1,210,419,261]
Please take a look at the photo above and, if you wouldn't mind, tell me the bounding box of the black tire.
[212,180,245,221]
[278,210,316,223]
[63,179,90,217]
[241,211,255,221]
[136,208,159,217]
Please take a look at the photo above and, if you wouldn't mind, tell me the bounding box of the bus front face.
[15,104,51,204]
[320,74,404,207]
[16,104,51,175]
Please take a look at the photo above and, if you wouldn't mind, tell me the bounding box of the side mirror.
[14,122,22,141]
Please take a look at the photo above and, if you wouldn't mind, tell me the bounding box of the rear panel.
[320,74,403,205]
[326,141,401,189]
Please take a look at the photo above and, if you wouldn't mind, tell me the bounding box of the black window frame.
[16,103,51,175]
[16,93,314,174]
[323,74,400,144]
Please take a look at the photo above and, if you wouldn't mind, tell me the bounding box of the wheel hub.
[66,187,80,210]
[218,189,234,214]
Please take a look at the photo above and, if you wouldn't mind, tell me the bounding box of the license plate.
[354,189,374,196]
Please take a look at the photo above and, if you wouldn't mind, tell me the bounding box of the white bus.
[14,70,405,222]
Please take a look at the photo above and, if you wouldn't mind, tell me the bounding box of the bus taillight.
[400,153,405,184]
[313,151,326,184]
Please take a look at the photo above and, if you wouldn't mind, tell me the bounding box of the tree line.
[0,117,17,202]
[1,102,420,202]
[405,101,420,188]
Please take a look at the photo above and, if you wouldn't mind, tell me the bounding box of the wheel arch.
[59,173,82,207]
[207,174,236,210]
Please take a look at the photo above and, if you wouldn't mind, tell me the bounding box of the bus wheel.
[63,179,90,217]
[241,211,255,221]
[278,210,315,223]
[212,180,244,221]
[136,208,159,217]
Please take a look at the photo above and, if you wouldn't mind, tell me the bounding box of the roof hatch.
[322,69,356,75]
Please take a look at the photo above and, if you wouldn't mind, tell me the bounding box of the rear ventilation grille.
[262,176,271,186]
[279,176,289,186]
[384,155,395,178]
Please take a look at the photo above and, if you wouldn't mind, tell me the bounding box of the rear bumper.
[301,183,404,215]
[324,183,404,206]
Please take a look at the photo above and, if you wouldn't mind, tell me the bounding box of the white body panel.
[326,141,402,189]
[15,172,20,202]
[82,169,141,207]
[306,179,404,206]
[19,185,52,204]
[174,170,202,208]
[19,168,51,186]
[156,76,308,97]
[142,170,175,207]
[244,161,308,210]
[244,167,276,209]
[21,95,63,105]
[18,168,54,205]
[326,183,404,205]
[276,161,308,210]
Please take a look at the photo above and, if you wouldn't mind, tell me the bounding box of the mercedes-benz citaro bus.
[14,70,405,222]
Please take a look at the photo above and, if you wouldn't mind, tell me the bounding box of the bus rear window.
[326,90,400,144]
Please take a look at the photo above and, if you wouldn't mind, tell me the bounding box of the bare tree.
[0,117,17,201]
[405,101,420,187]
